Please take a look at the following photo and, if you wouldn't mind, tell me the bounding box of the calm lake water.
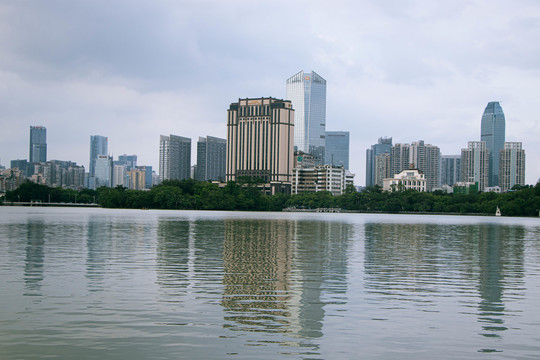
[1,207,540,360]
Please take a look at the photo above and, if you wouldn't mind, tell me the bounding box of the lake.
[1,207,539,359]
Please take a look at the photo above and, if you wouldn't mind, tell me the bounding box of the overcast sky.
[1,0,539,185]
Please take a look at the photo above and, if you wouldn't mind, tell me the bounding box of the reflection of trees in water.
[24,220,45,295]
[363,221,525,346]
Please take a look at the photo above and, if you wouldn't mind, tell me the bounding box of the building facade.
[383,169,426,192]
[286,71,326,164]
[226,97,294,189]
[374,153,392,187]
[95,155,113,188]
[159,135,191,182]
[195,136,226,181]
[440,155,461,186]
[461,141,489,192]
[499,142,525,192]
[292,165,354,196]
[480,101,505,186]
[366,137,392,187]
[89,135,108,177]
[116,154,137,170]
[325,131,349,169]
[29,126,47,163]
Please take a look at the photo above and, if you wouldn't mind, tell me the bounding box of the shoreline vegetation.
[2,179,540,217]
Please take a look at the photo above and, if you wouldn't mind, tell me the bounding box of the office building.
[10,159,29,177]
[127,168,146,190]
[30,160,84,189]
[95,155,113,188]
[366,137,392,187]
[499,142,525,192]
[480,101,505,186]
[159,135,191,182]
[374,153,392,187]
[29,126,47,163]
[116,154,137,170]
[292,165,354,196]
[286,71,326,164]
[89,135,108,177]
[136,165,153,189]
[461,141,489,192]
[226,97,294,191]
[113,164,127,187]
[325,131,349,169]
[441,155,461,186]
[195,136,226,181]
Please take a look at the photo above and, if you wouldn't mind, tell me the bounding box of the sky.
[1,0,540,186]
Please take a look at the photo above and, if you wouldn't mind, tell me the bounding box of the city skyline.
[1,2,540,185]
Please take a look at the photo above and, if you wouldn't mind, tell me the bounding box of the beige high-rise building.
[226,98,294,190]
[499,142,525,192]
[461,141,489,192]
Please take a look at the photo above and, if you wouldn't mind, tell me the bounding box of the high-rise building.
[159,135,191,182]
[29,126,47,163]
[136,165,153,189]
[374,153,392,187]
[113,164,127,187]
[440,155,461,186]
[389,140,440,191]
[127,168,146,190]
[461,141,489,192]
[195,136,226,181]
[226,97,294,189]
[89,135,108,177]
[366,137,392,187]
[325,131,349,169]
[390,143,411,176]
[499,142,525,192]
[480,101,505,186]
[116,154,137,170]
[10,159,29,177]
[286,71,326,164]
[95,155,113,188]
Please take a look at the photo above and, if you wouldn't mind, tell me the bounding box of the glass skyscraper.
[480,101,505,186]
[286,71,327,164]
[196,136,226,181]
[325,131,349,169]
[89,135,108,177]
[159,134,191,182]
[366,137,392,187]
[29,126,47,163]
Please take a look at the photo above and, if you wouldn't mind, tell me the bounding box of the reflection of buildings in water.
[363,222,441,296]
[222,219,294,334]
[363,221,526,345]
[86,215,158,290]
[221,219,351,342]
[474,224,525,339]
[24,220,45,294]
[155,219,225,295]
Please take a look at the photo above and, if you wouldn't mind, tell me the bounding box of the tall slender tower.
[366,137,392,187]
[29,126,47,163]
[480,101,505,186]
[89,135,108,177]
[286,71,326,164]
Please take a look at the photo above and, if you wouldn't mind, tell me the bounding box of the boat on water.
[496,206,501,216]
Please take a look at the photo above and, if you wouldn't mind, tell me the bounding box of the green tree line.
[4,180,540,217]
